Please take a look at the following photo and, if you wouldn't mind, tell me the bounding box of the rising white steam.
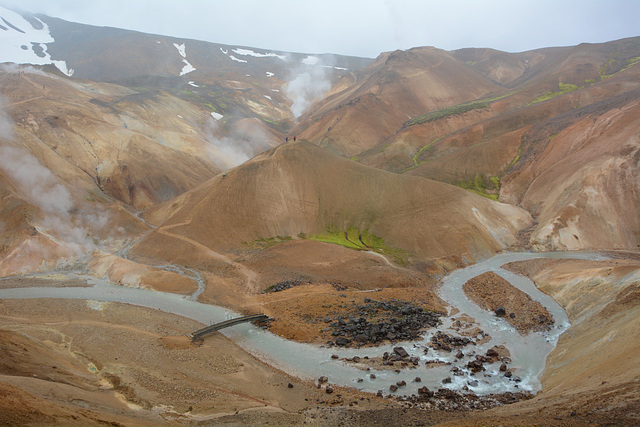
[0,91,110,268]
[285,58,334,118]
[203,118,271,169]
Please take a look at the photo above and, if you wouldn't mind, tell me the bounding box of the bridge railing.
[187,313,269,340]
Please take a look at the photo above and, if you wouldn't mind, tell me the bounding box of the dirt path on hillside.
[157,222,260,294]
[0,95,44,109]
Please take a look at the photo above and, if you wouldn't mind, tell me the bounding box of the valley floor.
[0,252,638,425]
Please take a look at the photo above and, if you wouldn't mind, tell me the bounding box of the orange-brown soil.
[253,283,446,344]
[0,297,395,425]
[462,271,553,334]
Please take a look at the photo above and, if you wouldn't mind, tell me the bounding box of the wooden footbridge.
[187,313,269,341]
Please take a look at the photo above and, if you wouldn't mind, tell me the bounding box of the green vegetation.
[406,91,517,127]
[243,235,293,249]
[308,227,408,265]
[411,138,440,165]
[456,173,500,201]
[530,82,580,104]
[244,227,408,265]
[408,101,490,126]
[504,137,523,172]
[600,56,640,79]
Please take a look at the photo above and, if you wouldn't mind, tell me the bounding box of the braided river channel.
[0,251,607,397]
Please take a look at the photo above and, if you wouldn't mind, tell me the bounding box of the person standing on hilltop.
[285,137,289,143]
[293,136,297,142]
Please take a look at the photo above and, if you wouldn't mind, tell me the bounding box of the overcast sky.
[2,0,639,58]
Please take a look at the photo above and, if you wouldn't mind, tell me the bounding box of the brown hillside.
[292,47,503,156]
[501,90,640,250]
[134,141,532,273]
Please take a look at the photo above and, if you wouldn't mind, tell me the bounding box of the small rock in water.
[442,377,452,384]
[318,376,328,384]
[414,377,422,382]
[393,346,409,358]
[389,384,398,392]
[494,307,506,316]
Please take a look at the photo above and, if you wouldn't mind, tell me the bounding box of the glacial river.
[0,251,606,396]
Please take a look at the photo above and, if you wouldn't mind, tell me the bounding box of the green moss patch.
[244,235,293,249]
[309,227,408,265]
[530,82,580,104]
[456,173,500,201]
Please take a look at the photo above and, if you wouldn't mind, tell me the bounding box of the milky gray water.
[0,251,606,396]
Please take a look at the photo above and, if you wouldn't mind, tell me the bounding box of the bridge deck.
[187,313,269,340]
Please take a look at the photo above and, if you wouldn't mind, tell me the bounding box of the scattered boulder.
[486,348,499,358]
[418,386,433,397]
[495,307,506,317]
[335,337,351,346]
[325,386,334,394]
[467,360,485,373]
[390,384,398,392]
[431,331,472,351]
[318,376,328,384]
[394,346,409,358]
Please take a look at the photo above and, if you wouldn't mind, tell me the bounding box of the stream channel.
[0,251,607,397]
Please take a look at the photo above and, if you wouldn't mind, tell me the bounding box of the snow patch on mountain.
[0,7,73,76]
[302,55,319,65]
[210,112,223,120]
[232,48,286,61]
[322,65,348,71]
[229,55,247,63]
[173,42,195,76]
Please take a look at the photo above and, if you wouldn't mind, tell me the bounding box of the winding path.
[156,216,260,294]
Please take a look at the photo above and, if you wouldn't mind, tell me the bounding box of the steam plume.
[0,89,110,269]
[286,57,334,118]
[203,117,271,169]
